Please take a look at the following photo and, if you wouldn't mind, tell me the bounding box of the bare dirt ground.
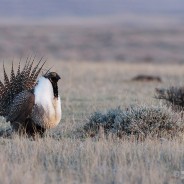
[0,61,184,183]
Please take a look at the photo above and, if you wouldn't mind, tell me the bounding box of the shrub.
[155,87,184,110]
[82,106,184,139]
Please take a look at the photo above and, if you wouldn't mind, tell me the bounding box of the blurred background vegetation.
[0,0,183,63]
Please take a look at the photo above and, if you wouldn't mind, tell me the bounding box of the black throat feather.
[52,82,58,98]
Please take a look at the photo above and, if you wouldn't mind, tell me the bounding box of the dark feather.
[10,62,16,83]
[6,91,35,123]
[3,64,10,87]
[16,61,21,76]
[30,57,43,79]
[0,57,45,117]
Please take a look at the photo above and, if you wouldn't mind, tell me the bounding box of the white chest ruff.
[33,77,62,129]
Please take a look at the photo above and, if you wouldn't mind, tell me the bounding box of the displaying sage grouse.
[0,58,61,137]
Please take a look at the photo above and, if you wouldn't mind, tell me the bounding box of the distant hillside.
[0,0,183,19]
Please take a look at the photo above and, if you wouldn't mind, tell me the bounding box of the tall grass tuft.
[82,106,184,139]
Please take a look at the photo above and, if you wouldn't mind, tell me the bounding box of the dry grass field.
[0,61,184,183]
[0,22,184,63]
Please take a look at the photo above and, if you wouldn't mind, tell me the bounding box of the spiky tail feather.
[0,57,46,117]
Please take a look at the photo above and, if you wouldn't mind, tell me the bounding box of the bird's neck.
[51,82,58,98]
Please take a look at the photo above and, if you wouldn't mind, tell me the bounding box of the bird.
[0,57,61,137]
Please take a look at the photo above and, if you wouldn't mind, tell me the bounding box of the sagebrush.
[82,106,184,139]
[155,87,184,111]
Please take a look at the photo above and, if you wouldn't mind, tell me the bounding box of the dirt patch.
[132,75,162,82]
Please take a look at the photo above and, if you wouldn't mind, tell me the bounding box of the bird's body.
[0,59,61,137]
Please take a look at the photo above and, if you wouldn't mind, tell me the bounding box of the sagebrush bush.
[155,87,184,111]
[82,106,184,139]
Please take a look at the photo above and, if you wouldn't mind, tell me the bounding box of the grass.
[1,61,184,183]
[0,22,184,63]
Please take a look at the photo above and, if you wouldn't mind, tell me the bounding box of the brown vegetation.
[0,22,184,63]
[155,87,184,111]
[0,61,183,183]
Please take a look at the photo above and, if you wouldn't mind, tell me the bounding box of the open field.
[0,61,184,183]
[0,22,184,63]
[0,1,184,183]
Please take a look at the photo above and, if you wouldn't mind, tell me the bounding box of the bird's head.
[44,72,61,84]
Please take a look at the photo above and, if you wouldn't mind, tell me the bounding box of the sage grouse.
[0,58,61,137]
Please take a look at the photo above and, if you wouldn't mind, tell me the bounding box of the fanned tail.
[0,57,46,117]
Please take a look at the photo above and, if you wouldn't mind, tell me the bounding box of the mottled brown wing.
[6,91,35,123]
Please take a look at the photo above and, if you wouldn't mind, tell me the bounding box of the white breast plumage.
[33,77,62,128]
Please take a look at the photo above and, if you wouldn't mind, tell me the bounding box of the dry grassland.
[0,61,184,183]
[0,24,184,63]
